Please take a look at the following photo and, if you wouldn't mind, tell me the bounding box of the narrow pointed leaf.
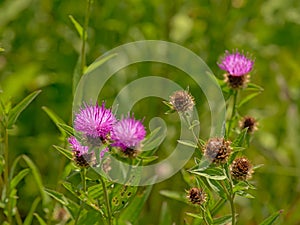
[238,92,261,108]
[119,185,153,224]
[259,210,283,225]
[85,53,117,74]
[159,202,172,225]
[69,15,86,40]
[10,168,30,190]
[23,197,41,225]
[34,213,47,225]
[186,212,203,219]
[213,215,232,225]
[8,90,41,127]
[178,140,198,148]
[160,190,187,203]
[42,106,67,137]
[53,145,73,160]
[21,155,50,205]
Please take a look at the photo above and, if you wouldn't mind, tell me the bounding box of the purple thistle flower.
[68,136,89,156]
[218,50,254,76]
[111,115,146,151]
[74,102,116,139]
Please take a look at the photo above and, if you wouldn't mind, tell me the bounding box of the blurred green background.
[1,0,300,224]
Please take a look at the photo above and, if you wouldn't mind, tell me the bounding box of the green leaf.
[21,155,50,205]
[178,140,198,148]
[34,213,47,225]
[142,126,164,153]
[159,190,187,203]
[213,214,232,225]
[57,123,75,137]
[77,209,102,225]
[235,190,255,199]
[23,197,41,225]
[253,164,264,170]
[246,83,264,92]
[238,92,261,108]
[110,184,138,214]
[10,168,30,190]
[159,202,172,225]
[259,210,283,225]
[189,120,200,130]
[186,212,203,219]
[44,188,69,205]
[138,155,159,164]
[119,185,152,224]
[63,182,103,213]
[72,55,82,95]
[231,128,248,147]
[85,53,118,74]
[53,145,73,160]
[69,15,87,40]
[0,47,4,52]
[206,179,226,199]
[7,90,41,128]
[0,155,5,176]
[41,106,67,137]
[190,168,227,180]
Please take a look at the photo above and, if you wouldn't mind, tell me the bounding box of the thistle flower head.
[74,102,116,140]
[111,114,146,155]
[218,50,254,77]
[187,187,207,205]
[239,116,258,134]
[169,90,195,113]
[230,157,253,181]
[68,136,91,167]
[68,136,88,156]
[203,137,232,164]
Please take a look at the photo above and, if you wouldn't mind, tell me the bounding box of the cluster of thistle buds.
[68,102,146,167]
[168,50,258,206]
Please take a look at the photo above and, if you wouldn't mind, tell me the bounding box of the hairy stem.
[227,90,238,137]
[100,176,113,225]
[201,209,209,225]
[74,168,87,225]
[80,0,92,75]
[4,128,12,224]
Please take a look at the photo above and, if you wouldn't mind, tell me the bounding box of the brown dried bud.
[203,137,232,164]
[73,151,93,168]
[169,90,195,113]
[224,74,250,89]
[187,187,207,205]
[230,157,253,181]
[239,116,258,134]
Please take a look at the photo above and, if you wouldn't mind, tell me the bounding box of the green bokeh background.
[1,0,300,224]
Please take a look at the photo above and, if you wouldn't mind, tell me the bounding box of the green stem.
[75,168,87,225]
[184,114,202,150]
[225,165,237,225]
[4,128,12,224]
[80,0,92,75]
[227,91,238,138]
[100,176,113,225]
[199,205,209,225]
[229,194,236,225]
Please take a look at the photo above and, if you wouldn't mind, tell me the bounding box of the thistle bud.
[169,90,195,113]
[203,138,232,164]
[239,116,258,134]
[187,187,207,205]
[230,157,253,181]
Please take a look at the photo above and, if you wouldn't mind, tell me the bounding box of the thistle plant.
[160,49,282,225]
[0,90,50,224]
